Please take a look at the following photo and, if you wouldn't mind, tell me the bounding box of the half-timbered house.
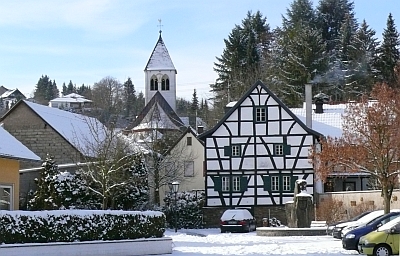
[198,81,324,225]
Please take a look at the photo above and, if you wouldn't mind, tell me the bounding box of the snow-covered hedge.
[0,210,165,244]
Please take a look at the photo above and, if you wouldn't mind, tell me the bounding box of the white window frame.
[232,176,240,191]
[283,176,291,191]
[271,176,279,191]
[275,144,283,155]
[255,107,266,122]
[184,161,194,177]
[0,184,13,210]
[232,145,241,156]
[222,176,230,191]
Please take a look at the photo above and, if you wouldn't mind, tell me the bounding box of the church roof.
[144,33,176,72]
[127,91,184,131]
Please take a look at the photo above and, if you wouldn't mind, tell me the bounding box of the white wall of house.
[159,132,204,206]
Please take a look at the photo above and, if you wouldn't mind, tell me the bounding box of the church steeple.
[144,26,177,111]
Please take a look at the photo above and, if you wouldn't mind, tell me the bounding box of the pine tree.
[189,89,199,128]
[33,75,59,105]
[123,77,137,117]
[316,0,356,53]
[272,0,328,106]
[376,13,400,87]
[212,11,272,106]
[62,82,67,96]
[67,80,74,94]
[28,155,60,210]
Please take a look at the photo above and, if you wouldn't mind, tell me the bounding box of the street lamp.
[170,181,180,232]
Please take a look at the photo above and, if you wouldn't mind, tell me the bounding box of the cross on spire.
[158,19,163,35]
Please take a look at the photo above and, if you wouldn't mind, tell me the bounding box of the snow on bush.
[0,210,165,244]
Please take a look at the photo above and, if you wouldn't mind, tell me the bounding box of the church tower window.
[161,78,170,91]
[151,78,158,91]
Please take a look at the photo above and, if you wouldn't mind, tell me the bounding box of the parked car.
[342,212,400,251]
[326,211,372,236]
[332,210,386,239]
[220,209,256,233]
[341,209,400,238]
[358,215,400,256]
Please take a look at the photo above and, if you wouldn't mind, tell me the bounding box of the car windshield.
[221,210,253,221]
[377,215,400,232]
[355,210,384,224]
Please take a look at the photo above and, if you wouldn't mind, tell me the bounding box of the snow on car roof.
[220,209,253,221]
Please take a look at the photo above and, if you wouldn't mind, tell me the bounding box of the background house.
[48,93,92,113]
[0,126,40,210]
[0,100,107,196]
[0,86,26,112]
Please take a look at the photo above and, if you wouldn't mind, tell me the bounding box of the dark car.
[220,209,256,233]
[327,211,371,236]
[342,212,400,251]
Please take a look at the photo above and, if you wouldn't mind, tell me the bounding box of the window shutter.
[224,146,231,156]
[291,176,298,192]
[283,144,291,155]
[240,176,248,192]
[212,176,222,192]
[262,175,271,191]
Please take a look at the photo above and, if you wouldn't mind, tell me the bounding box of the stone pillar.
[295,195,313,228]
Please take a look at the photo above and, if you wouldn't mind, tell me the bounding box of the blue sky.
[0,0,398,101]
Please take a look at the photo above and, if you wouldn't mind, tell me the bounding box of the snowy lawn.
[163,228,360,255]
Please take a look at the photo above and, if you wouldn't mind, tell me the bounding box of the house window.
[184,161,194,177]
[232,145,241,157]
[187,137,192,146]
[274,144,283,155]
[232,176,240,191]
[274,144,291,155]
[222,176,230,191]
[283,176,291,191]
[255,107,266,122]
[0,185,12,210]
[271,176,279,191]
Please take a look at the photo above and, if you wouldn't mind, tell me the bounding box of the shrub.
[316,197,346,224]
[163,191,205,229]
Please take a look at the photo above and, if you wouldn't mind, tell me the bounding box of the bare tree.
[74,117,148,210]
[90,76,124,126]
[310,83,400,214]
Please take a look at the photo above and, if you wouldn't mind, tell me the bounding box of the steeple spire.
[158,19,163,35]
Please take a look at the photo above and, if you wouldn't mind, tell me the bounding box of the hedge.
[0,210,165,244]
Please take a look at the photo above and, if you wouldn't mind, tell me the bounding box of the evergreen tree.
[28,155,60,210]
[67,80,75,94]
[272,0,328,106]
[135,91,145,114]
[176,97,190,117]
[316,0,356,53]
[189,89,198,128]
[349,20,379,95]
[212,11,273,106]
[62,82,67,96]
[113,154,149,210]
[376,13,400,87]
[33,75,59,104]
[123,77,137,117]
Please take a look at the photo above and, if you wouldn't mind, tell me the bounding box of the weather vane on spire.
[158,19,163,35]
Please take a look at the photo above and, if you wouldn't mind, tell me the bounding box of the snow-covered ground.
[163,228,360,256]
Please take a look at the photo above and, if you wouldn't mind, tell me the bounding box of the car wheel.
[373,244,391,256]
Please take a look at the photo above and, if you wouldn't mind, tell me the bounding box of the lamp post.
[170,181,180,232]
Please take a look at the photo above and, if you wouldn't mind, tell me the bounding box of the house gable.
[199,81,321,208]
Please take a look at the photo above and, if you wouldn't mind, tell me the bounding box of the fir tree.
[376,13,400,87]
[123,77,137,117]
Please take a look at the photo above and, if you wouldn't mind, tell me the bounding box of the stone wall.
[2,103,83,169]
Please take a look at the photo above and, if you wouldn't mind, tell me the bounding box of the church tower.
[144,30,177,111]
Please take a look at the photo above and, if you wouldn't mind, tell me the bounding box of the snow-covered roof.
[0,126,40,161]
[0,89,24,99]
[50,93,92,104]
[133,103,181,131]
[23,100,107,157]
[145,33,176,71]
[290,103,345,130]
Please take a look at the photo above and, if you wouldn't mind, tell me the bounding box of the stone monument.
[285,179,314,228]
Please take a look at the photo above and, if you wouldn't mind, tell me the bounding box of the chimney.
[197,126,204,134]
[315,101,324,114]
[305,84,312,128]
